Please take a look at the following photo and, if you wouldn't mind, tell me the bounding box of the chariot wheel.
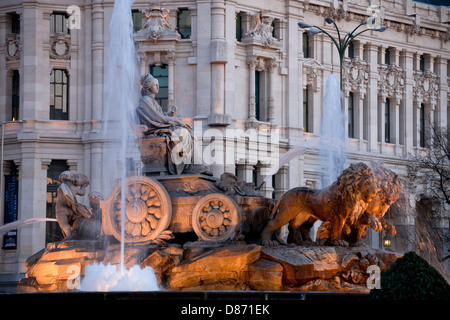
[106,176,172,243]
[191,194,240,242]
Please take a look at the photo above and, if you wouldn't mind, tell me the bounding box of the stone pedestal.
[17,241,401,293]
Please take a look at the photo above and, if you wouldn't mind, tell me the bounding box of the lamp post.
[299,16,387,91]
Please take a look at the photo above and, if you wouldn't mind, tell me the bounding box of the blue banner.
[3,174,18,249]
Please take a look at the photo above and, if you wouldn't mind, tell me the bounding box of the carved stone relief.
[5,33,21,61]
[50,33,71,60]
[377,64,405,100]
[245,10,277,46]
[138,4,175,40]
[413,70,439,106]
[303,58,323,92]
[342,58,368,95]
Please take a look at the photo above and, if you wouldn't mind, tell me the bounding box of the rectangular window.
[303,32,310,58]
[384,48,390,65]
[46,160,68,244]
[177,8,191,39]
[271,19,281,40]
[50,69,69,120]
[419,103,425,148]
[11,70,20,121]
[255,71,261,121]
[10,13,20,34]
[132,9,142,33]
[150,64,169,112]
[236,12,242,42]
[348,92,354,138]
[385,98,391,143]
[419,55,425,72]
[50,12,70,34]
[347,41,354,59]
[303,86,310,132]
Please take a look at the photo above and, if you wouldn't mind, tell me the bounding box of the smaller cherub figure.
[55,171,92,239]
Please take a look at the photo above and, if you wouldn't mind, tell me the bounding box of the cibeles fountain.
[17,1,402,293]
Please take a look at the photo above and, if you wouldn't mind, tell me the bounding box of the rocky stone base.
[17,240,401,293]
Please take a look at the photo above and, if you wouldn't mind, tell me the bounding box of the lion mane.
[261,162,380,246]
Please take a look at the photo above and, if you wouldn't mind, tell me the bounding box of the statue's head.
[59,171,90,196]
[140,73,159,95]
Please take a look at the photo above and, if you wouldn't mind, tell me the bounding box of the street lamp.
[299,16,387,91]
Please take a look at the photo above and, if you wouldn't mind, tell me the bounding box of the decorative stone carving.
[55,171,102,240]
[5,33,21,61]
[413,70,439,106]
[216,172,258,196]
[245,10,277,46]
[191,193,240,242]
[342,57,368,95]
[377,64,405,100]
[50,33,71,60]
[303,58,324,92]
[138,4,174,40]
[101,176,173,244]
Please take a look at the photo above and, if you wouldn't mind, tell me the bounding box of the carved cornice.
[304,3,448,42]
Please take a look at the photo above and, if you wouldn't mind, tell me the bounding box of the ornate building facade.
[0,0,449,288]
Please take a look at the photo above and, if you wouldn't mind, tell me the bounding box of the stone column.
[257,162,273,199]
[392,98,401,154]
[273,165,288,200]
[0,14,8,122]
[21,3,42,120]
[355,92,365,141]
[17,145,47,271]
[166,50,176,107]
[267,58,277,123]
[236,161,255,184]
[208,0,230,126]
[247,56,257,121]
[379,95,386,149]
[91,0,104,121]
[366,43,379,153]
[413,100,422,147]
[435,56,448,129]
[403,50,415,152]
[196,0,211,117]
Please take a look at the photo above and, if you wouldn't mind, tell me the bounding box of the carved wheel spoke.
[192,194,240,242]
[108,177,171,243]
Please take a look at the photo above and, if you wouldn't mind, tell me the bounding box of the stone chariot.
[100,129,274,244]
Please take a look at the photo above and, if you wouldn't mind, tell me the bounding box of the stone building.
[0,0,449,289]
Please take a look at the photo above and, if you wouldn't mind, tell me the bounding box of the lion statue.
[260,162,380,246]
[317,162,402,245]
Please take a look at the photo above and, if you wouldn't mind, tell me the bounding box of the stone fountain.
[16,74,403,293]
[16,1,402,294]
